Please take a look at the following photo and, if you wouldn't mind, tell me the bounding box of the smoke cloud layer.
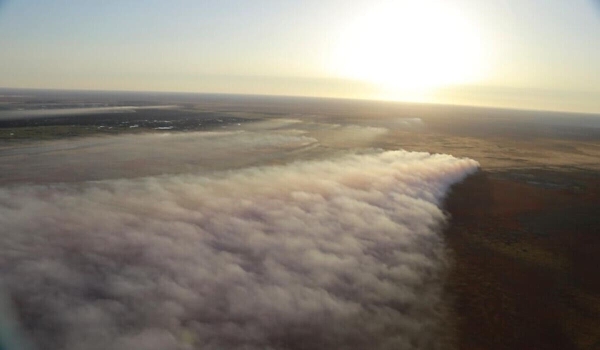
[0,147,478,350]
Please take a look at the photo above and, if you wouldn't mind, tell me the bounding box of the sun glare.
[331,0,485,99]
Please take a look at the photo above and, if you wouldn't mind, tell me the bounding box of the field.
[1,89,599,349]
[445,170,600,349]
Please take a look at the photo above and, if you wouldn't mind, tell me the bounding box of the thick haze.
[0,122,479,349]
[0,0,599,112]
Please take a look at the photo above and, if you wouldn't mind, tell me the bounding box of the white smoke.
[0,131,318,184]
[0,149,478,350]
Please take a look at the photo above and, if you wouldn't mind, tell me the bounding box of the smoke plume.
[0,149,478,350]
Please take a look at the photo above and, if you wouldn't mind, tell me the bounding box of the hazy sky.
[0,0,599,113]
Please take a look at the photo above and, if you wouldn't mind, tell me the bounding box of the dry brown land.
[2,92,599,349]
[368,110,600,350]
[443,169,600,350]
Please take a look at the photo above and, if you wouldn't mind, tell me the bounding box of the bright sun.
[331,0,485,99]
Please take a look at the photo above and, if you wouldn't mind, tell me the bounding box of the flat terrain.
[369,103,600,349]
[1,89,599,349]
[444,170,600,349]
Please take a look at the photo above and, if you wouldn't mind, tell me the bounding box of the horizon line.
[1,86,599,117]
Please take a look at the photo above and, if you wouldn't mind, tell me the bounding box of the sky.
[0,0,599,113]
